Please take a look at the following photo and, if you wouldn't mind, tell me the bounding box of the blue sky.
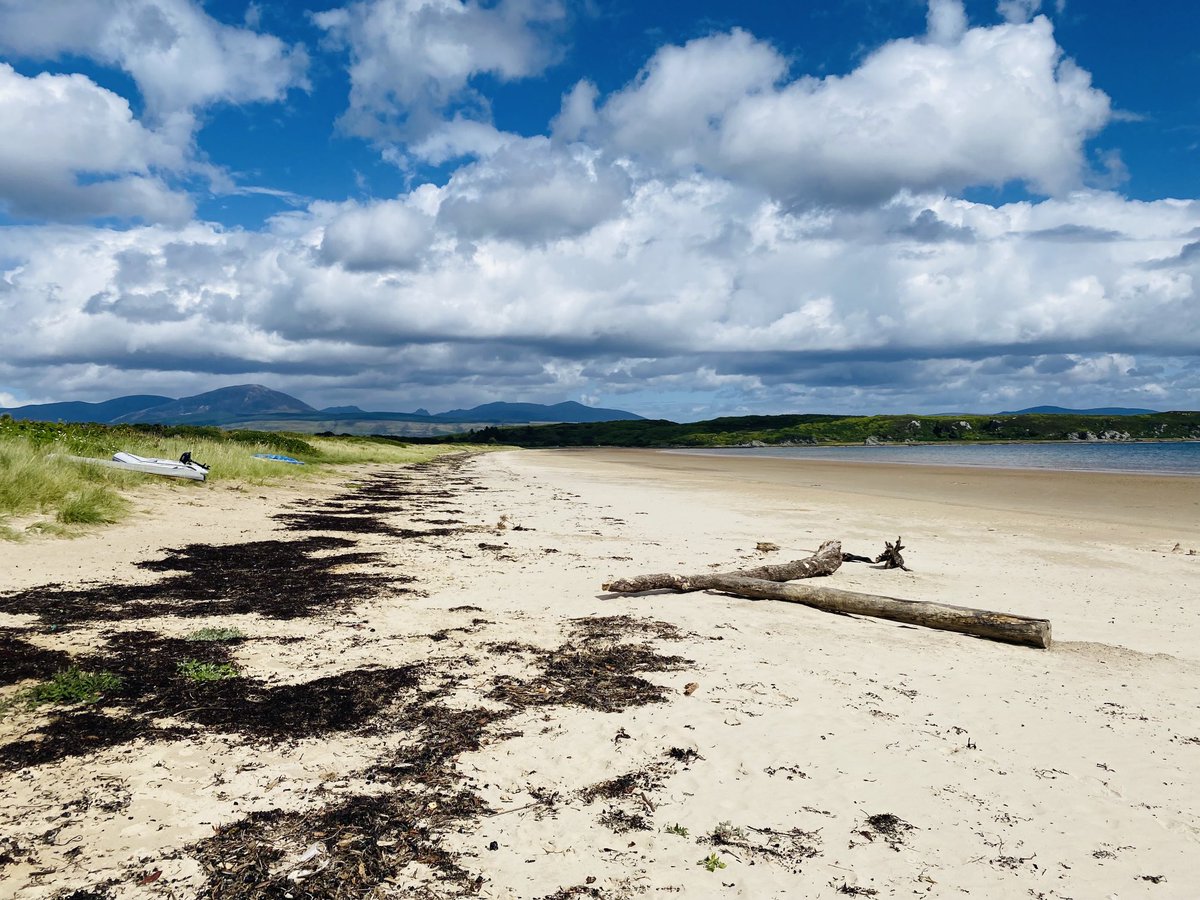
[0,0,1198,417]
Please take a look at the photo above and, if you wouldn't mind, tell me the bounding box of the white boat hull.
[64,453,208,481]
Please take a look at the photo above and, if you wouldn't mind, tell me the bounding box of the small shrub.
[664,823,689,837]
[712,820,748,844]
[185,626,246,642]
[698,853,726,872]
[177,660,239,681]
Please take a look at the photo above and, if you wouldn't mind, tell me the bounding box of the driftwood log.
[700,576,1051,648]
[602,540,843,594]
[602,538,1051,648]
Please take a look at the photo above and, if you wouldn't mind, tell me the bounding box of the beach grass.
[0,415,489,538]
[0,439,139,534]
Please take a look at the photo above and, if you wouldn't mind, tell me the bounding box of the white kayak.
[64,451,209,481]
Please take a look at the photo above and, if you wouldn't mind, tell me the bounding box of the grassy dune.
[0,416,476,539]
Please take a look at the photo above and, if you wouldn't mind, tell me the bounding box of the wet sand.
[1,449,1198,898]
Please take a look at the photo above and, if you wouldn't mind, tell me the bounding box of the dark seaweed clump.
[0,536,401,625]
[856,813,915,851]
[488,615,688,713]
[0,628,421,768]
[0,631,72,685]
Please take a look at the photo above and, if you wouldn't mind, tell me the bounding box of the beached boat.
[63,451,209,481]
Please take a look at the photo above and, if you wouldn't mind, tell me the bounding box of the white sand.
[1,449,1198,899]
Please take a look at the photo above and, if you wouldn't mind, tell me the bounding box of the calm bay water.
[674,441,1200,476]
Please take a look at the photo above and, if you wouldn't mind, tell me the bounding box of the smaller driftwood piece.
[602,540,844,594]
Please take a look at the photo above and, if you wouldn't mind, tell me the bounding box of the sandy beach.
[1,448,1198,899]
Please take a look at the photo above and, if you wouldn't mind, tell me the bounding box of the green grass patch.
[0,414,480,538]
[177,660,240,681]
[56,484,130,524]
[22,668,123,707]
[185,626,247,642]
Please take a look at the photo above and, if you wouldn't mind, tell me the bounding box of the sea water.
[674,441,1200,476]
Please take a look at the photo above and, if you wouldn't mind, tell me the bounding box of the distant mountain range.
[0,384,645,433]
[998,405,1159,416]
[0,387,1166,435]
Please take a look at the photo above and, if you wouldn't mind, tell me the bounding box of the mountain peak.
[111,384,315,424]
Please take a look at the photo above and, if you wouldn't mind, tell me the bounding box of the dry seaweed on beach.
[488,640,690,713]
[701,821,822,872]
[0,535,404,625]
[0,630,72,685]
[0,626,423,767]
[187,618,691,898]
[854,813,915,851]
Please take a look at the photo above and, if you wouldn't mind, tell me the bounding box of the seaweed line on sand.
[1,456,698,899]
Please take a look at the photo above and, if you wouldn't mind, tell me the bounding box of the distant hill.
[1000,405,1159,416]
[2,385,645,432]
[0,394,172,424]
[441,410,1200,448]
[110,384,316,425]
[435,400,645,423]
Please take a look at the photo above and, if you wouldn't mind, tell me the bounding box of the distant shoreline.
[667,440,1200,477]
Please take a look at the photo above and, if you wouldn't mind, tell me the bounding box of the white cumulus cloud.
[315,0,564,142]
[0,64,191,222]
[584,13,1109,204]
[0,0,308,119]
[318,199,436,271]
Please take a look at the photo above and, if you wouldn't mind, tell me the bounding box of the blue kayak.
[253,453,305,465]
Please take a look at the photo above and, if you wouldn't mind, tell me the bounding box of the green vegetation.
[185,626,247,642]
[451,411,1200,449]
[699,852,727,872]
[14,668,123,708]
[0,414,480,538]
[665,823,690,837]
[177,660,240,682]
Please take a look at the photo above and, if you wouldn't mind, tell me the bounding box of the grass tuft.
[177,660,240,681]
[56,484,130,524]
[185,626,247,642]
[23,668,123,707]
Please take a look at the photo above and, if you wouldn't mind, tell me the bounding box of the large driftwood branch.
[702,575,1051,649]
[601,540,843,594]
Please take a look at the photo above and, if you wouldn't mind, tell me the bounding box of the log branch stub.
[602,540,843,594]
[875,536,908,570]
